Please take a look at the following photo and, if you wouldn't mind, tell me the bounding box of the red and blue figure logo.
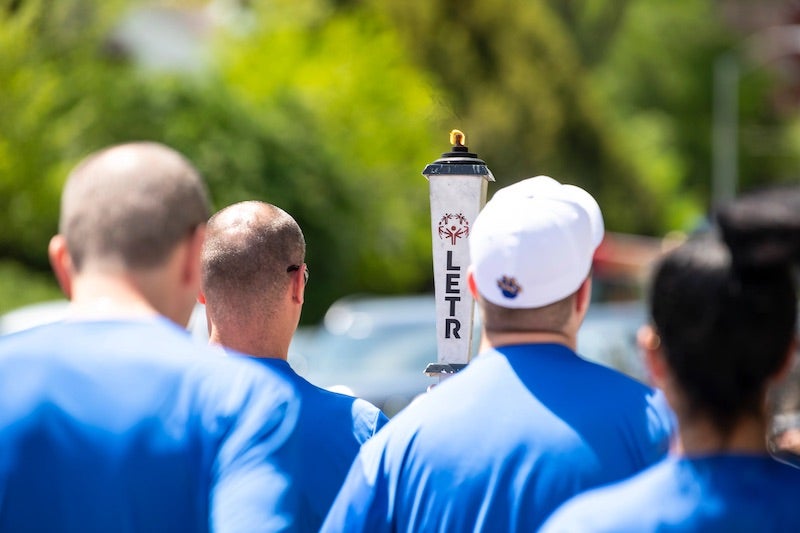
[497,276,522,299]
[438,213,470,245]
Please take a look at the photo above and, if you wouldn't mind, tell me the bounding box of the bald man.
[0,142,302,532]
[200,200,388,532]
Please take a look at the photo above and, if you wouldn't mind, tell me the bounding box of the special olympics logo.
[438,213,469,245]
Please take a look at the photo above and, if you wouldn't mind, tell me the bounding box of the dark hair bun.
[716,185,800,272]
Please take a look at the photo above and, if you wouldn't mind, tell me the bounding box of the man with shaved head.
[200,200,388,532]
[0,142,302,532]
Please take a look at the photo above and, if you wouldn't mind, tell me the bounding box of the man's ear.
[574,277,592,316]
[467,267,479,300]
[291,264,306,305]
[48,235,73,299]
[183,225,206,288]
[197,291,206,305]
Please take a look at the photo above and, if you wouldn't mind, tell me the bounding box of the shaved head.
[202,201,306,323]
[60,142,210,272]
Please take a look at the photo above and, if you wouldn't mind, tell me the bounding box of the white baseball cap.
[469,175,604,308]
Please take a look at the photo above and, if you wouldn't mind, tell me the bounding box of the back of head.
[650,186,800,435]
[201,201,306,324]
[469,176,604,331]
[717,185,800,271]
[60,142,210,272]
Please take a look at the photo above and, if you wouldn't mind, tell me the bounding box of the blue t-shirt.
[321,343,675,533]
[0,317,302,533]
[540,454,800,532]
[251,357,388,531]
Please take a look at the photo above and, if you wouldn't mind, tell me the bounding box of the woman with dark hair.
[540,187,800,532]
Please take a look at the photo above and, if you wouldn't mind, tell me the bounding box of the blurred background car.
[288,295,475,417]
[288,294,649,417]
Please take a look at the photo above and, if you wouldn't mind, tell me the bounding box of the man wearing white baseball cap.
[322,176,675,533]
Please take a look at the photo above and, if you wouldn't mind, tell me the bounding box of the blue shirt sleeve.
[208,365,303,533]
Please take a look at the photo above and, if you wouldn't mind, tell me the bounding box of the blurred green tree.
[581,0,793,225]
[2,0,797,319]
[211,0,448,312]
[0,0,130,312]
[0,0,123,269]
[0,0,445,320]
[366,0,800,234]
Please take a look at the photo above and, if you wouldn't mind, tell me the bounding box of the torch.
[423,130,494,381]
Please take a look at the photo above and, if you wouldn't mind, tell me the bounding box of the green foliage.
[2,0,798,321]
[365,0,671,233]
[367,0,799,235]
[0,0,444,321]
[0,0,122,267]
[580,0,726,229]
[0,260,62,314]
[213,3,447,311]
[587,0,724,225]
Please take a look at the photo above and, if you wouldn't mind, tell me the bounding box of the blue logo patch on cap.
[497,276,522,299]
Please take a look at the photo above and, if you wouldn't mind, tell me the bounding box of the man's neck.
[68,274,158,320]
[479,330,576,352]
[208,327,289,361]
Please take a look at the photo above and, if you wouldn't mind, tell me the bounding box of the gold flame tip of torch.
[450,129,466,147]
